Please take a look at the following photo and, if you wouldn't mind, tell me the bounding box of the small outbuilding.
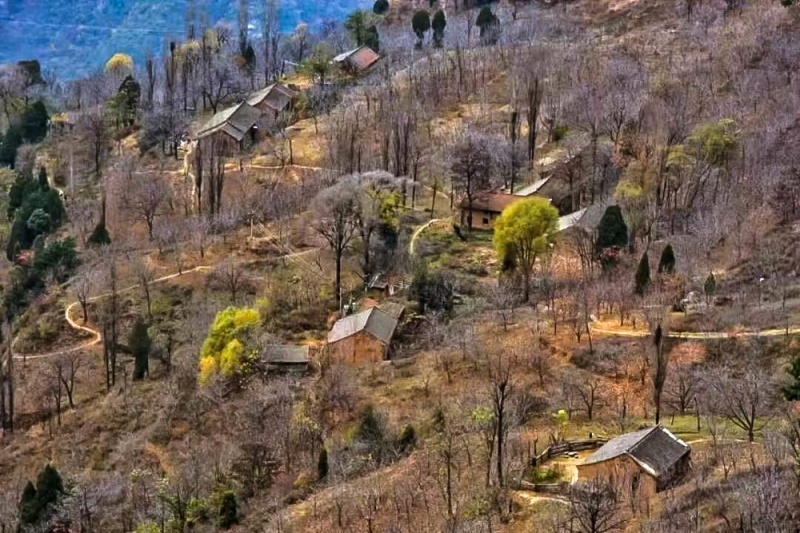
[262,345,310,372]
[326,307,398,364]
[577,425,691,497]
[458,191,523,231]
[333,46,381,76]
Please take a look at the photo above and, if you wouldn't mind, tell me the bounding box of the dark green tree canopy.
[783,357,800,401]
[658,243,676,274]
[130,316,152,381]
[634,251,651,296]
[412,10,431,42]
[596,205,628,251]
[373,0,389,15]
[432,10,447,47]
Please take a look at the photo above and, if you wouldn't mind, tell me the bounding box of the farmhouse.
[246,83,299,127]
[577,425,691,497]
[333,46,381,75]
[194,102,264,151]
[326,307,398,364]
[458,191,523,231]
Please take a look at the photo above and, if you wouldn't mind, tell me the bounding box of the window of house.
[482,217,489,225]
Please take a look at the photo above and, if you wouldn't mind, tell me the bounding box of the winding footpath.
[590,323,800,340]
[12,249,318,361]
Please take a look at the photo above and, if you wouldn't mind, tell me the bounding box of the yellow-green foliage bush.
[198,307,260,385]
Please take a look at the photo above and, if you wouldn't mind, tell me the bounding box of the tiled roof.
[459,191,523,213]
[514,177,553,197]
[247,83,298,112]
[333,46,381,72]
[558,202,610,232]
[262,345,310,364]
[581,425,690,478]
[327,308,398,344]
[196,102,263,141]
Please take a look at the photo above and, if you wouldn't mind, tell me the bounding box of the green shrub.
[216,491,239,529]
[317,447,329,480]
[398,424,417,452]
[552,124,569,142]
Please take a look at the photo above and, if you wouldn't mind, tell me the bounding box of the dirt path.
[409,218,442,255]
[591,323,800,340]
[12,249,318,361]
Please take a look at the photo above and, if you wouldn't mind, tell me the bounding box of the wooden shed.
[326,307,398,365]
[576,425,691,498]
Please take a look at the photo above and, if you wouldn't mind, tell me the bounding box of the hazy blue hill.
[0,0,368,80]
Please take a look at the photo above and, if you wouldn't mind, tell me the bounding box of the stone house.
[326,307,398,364]
[576,425,691,498]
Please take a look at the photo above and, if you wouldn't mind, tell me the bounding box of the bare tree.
[210,260,250,304]
[706,354,777,442]
[55,352,82,409]
[451,132,496,232]
[567,480,626,533]
[123,171,172,240]
[310,177,361,305]
[490,356,513,487]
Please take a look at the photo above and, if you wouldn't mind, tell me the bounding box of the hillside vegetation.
[2,0,800,532]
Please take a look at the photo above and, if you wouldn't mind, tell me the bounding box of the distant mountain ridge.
[0,0,368,80]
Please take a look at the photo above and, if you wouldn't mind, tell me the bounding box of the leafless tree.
[123,171,172,240]
[706,355,777,442]
[132,257,156,320]
[567,480,626,533]
[490,356,513,487]
[210,260,250,304]
[310,177,361,304]
[450,132,497,232]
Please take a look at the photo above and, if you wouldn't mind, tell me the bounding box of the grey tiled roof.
[196,102,263,141]
[262,345,310,364]
[581,426,690,478]
[558,202,611,233]
[246,83,298,112]
[327,308,398,344]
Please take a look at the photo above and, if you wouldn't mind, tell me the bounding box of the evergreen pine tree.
[783,357,800,401]
[634,252,651,296]
[373,0,389,15]
[37,166,49,189]
[658,243,676,274]
[217,490,239,528]
[129,317,151,380]
[432,10,447,47]
[595,205,628,251]
[398,424,417,452]
[19,481,39,524]
[704,272,717,303]
[317,447,329,480]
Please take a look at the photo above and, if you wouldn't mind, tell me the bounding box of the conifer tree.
[634,252,651,295]
[129,316,151,380]
[658,243,676,274]
[317,447,329,480]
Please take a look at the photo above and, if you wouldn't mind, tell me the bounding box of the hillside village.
[2,0,800,531]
